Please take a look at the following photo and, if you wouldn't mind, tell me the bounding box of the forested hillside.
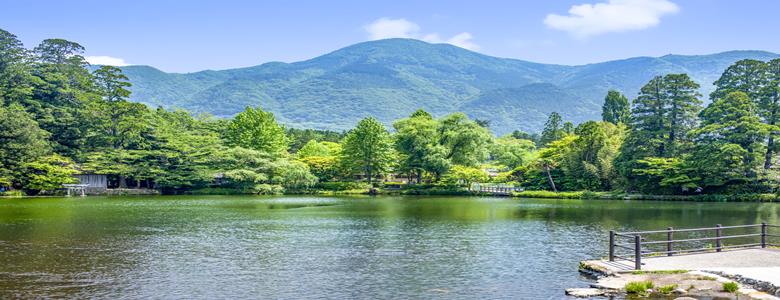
[117,39,779,134]
[3,28,780,199]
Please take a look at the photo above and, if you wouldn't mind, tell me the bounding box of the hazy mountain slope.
[118,39,779,135]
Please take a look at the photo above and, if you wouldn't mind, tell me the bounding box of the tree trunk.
[544,164,557,192]
[136,179,141,189]
[416,169,422,184]
[765,98,778,170]
[118,175,127,188]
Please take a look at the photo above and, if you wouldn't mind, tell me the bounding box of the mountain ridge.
[114,39,780,135]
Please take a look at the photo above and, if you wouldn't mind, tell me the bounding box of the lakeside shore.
[5,186,780,202]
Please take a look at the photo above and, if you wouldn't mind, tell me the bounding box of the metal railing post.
[715,224,722,252]
[634,235,642,270]
[609,231,615,261]
[667,227,673,256]
[761,222,767,248]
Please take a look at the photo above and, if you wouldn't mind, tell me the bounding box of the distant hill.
[116,39,779,135]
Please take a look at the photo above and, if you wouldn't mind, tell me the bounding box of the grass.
[513,190,589,199]
[625,280,654,296]
[695,275,717,281]
[658,284,678,295]
[512,190,780,202]
[631,270,687,275]
[722,282,739,293]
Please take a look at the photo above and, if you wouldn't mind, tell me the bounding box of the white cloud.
[544,0,679,38]
[85,56,129,66]
[364,18,480,51]
[364,18,420,40]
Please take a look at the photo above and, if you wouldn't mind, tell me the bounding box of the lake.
[0,196,778,299]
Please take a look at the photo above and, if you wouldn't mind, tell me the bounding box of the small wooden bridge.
[470,183,522,196]
[608,223,780,270]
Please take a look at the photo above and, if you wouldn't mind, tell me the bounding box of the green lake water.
[0,195,778,299]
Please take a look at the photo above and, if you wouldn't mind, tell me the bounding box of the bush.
[658,284,677,295]
[513,190,585,199]
[625,280,654,295]
[315,182,370,191]
[0,189,25,197]
[722,282,738,293]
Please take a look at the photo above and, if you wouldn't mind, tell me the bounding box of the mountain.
[118,39,780,135]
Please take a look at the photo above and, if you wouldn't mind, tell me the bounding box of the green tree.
[489,135,536,170]
[761,59,780,169]
[93,65,131,102]
[602,90,630,124]
[689,91,771,187]
[20,154,77,194]
[0,104,51,186]
[617,74,702,191]
[711,59,768,101]
[297,140,339,158]
[225,106,288,156]
[0,29,33,105]
[536,135,577,191]
[445,165,489,189]
[438,113,492,167]
[562,121,626,190]
[540,112,564,146]
[340,117,394,185]
[394,109,449,183]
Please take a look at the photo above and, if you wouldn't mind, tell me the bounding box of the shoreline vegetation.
[4,187,780,202]
[3,29,780,201]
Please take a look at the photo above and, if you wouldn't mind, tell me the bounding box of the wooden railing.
[609,223,779,270]
[470,184,522,195]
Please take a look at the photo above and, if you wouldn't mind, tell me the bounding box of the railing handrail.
[617,223,764,235]
[608,223,776,270]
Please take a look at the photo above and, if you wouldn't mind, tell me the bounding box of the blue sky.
[2,0,779,72]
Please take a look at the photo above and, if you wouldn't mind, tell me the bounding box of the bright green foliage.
[632,157,697,193]
[0,103,51,185]
[658,284,677,295]
[511,130,540,145]
[561,121,626,190]
[296,140,342,182]
[0,29,33,105]
[617,74,702,192]
[207,147,274,192]
[20,154,77,193]
[601,90,630,124]
[298,156,341,182]
[624,280,654,296]
[297,140,333,158]
[438,113,492,167]
[93,66,131,102]
[340,117,394,185]
[689,92,771,189]
[489,136,535,170]
[722,282,739,293]
[286,128,344,153]
[225,106,288,156]
[535,135,577,191]
[393,110,450,182]
[445,165,489,188]
[271,160,317,191]
[711,59,768,101]
[540,112,564,146]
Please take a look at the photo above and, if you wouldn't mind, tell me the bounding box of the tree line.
[1,28,779,196]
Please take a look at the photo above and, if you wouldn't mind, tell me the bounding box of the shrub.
[315,182,370,191]
[722,282,739,293]
[625,280,654,295]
